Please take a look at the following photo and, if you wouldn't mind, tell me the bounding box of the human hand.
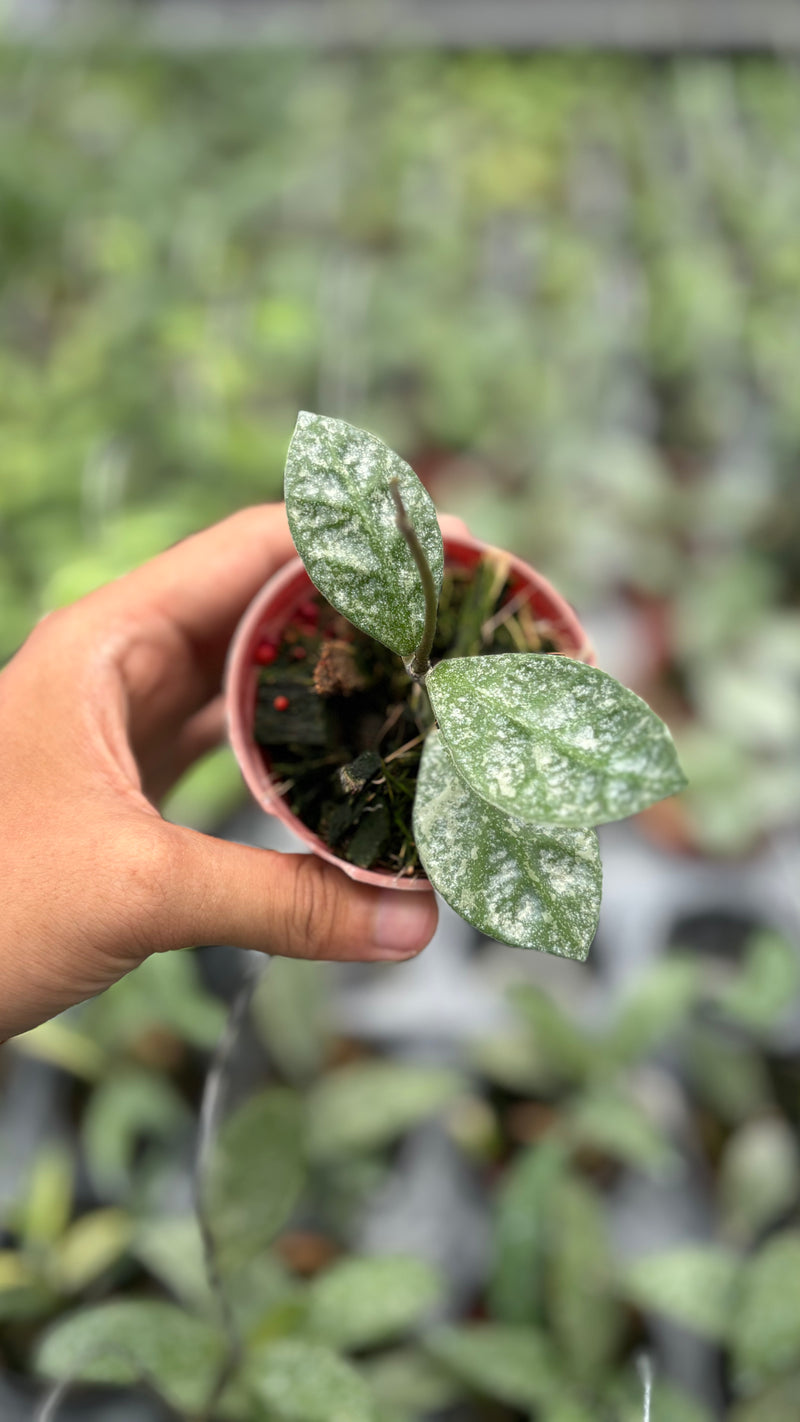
[0,505,444,1042]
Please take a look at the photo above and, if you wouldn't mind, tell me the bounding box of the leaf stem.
[390,478,438,679]
[194,961,265,1422]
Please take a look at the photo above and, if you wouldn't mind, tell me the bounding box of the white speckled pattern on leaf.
[427,653,687,827]
[413,732,601,959]
[285,412,444,656]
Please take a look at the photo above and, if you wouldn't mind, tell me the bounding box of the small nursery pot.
[225,532,594,890]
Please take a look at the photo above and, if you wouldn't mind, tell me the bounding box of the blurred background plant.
[2,42,800,848]
[2,15,800,1422]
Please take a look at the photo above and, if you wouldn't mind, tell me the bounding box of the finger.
[161,827,438,963]
[438,513,471,539]
[142,696,227,804]
[105,504,296,650]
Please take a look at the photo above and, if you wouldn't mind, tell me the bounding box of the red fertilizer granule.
[273,695,290,712]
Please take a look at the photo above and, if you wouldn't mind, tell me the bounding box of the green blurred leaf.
[306,1061,460,1162]
[414,732,601,958]
[52,1209,132,1294]
[730,1373,800,1422]
[427,1324,561,1410]
[539,1397,596,1422]
[22,1144,74,1247]
[509,983,593,1081]
[564,1089,677,1176]
[36,1299,226,1413]
[489,1139,568,1325]
[469,1029,553,1095]
[246,1338,376,1422]
[82,1066,191,1197]
[308,1255,441,1350]
[716,932,800,1034]
[363,1347,461,1420]
[622,1247,740,1341]
[0,1250,53,1322]
[84,948,226,1052]
[427,653,687,827]
[719,1118,800,1244]
[549,1176,623,1384]
[608,958,701,1065]
[686,1026,773,1125]
[203,1088,305,1273]
[732,1231,800,1388]
[132,1216,212,1311]
[235,1256,307,1343]
[11,1020,107,1081]
[251,958,330,1086]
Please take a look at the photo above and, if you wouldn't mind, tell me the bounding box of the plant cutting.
[228,413,687,963]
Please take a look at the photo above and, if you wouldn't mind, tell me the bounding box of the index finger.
[113,503,297,648]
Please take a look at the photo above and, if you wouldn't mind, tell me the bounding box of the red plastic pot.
[226,532,594,890]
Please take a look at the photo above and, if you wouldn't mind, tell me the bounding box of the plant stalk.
[194,962,265,1422]
[390,478,438,679]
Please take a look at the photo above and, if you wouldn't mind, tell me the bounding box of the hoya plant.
[278,413,687,962]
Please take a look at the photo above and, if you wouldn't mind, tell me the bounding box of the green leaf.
[285,412,443,658]
[469,1029,554,1095]
[247,1338,375,1422]
[363,1347,461,1419]
[716,931,800,1034]
[235,1257,307,1344]
[607,958,701,1065]
[426,653,687,827]
[0,1251,54,1323]
[564,1089,677,1176]
[686,1027,772,1124]
[731,1232,800,1387]
[306,1060,460,1162]
[251,957,330,1085]
[132,1216,213,1311]
[308,1255,441,1350]
[622,1247,740,1341]
[549,1177,623,1384]
[22,1144,74,1247]
[202,1088,305,1272]
[83,947,226,1051]
[426,1324,560,1410]
[730,1373,800,1422]
[413,732,601,958]
[52,1209,132,1293]
[82,1066,191,1198]
[719,1118,800,1244]
[11,1019,107,1081]
[540,1397,597,1422]
[36,1300,226,1413]
[510,984,593,1080]
[489,1140,569,1325]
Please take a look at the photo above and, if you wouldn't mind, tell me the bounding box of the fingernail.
[373,891,435,958]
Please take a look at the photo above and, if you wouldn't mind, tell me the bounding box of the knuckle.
[289,854,341,959]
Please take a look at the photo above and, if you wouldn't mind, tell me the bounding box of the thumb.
[160,827,438,963]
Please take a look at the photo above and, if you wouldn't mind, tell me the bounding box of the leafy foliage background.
[3,44,799,841]
[2,36,800,1422]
